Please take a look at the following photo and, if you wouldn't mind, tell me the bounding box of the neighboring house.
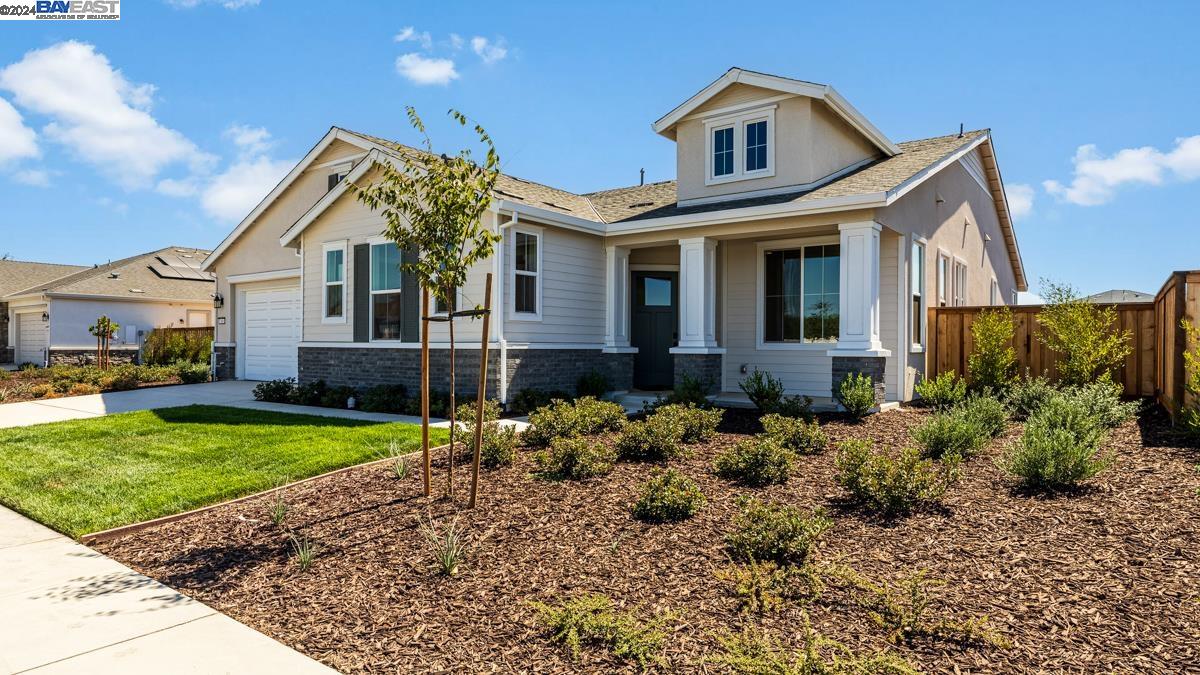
[0,259,90,364]
[1086,289,1153,304]
[3,247,215,367]
[202,68,1026,405]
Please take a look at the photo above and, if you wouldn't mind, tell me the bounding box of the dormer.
[653,68,901,207]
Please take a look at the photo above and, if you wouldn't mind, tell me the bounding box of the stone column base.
[214,345,236,380]
[49,348,139,367]
[832,355,886,404]
[673,353,722,394]
[0,347,12,365]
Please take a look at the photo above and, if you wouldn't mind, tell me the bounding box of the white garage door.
[16,312,47,366]
[242,286,301,381]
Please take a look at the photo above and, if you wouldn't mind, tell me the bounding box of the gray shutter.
[401,247,420,342]
[353,244,369,343]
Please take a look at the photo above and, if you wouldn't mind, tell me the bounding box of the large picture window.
[513,229,541,318]
[763,243,839,343]
[322,243,345,323]
[370,243,402,340]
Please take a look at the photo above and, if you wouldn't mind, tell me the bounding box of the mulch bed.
[97,406,1200,673]
[0,374,184,404]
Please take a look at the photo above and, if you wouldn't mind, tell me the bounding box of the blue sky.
[0,1,1197,297]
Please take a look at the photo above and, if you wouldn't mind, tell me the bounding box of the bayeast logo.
[0,1,121,20]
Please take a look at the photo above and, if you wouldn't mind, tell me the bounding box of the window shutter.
[353,244,369,342]
[327,173,341,191]
[401,247,419,342]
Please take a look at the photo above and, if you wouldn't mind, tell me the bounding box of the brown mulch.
[97,406,1200,673]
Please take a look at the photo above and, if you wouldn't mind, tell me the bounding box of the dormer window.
[704,105,775,185]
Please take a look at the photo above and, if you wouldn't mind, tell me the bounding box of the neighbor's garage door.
[16,312,47,365]
[243,286,301,381]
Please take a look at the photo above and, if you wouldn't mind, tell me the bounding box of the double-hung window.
[712,126,734,178]
[911,241,926,347]
[953,260,968,306]
[370,242,403,340]
[762,243,839,344]
[745,119,768,173]
[513,229,541,318]
[322,242,345,322]
[936,253,950,307]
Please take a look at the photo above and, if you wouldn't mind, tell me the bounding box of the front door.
[630,272,677,390]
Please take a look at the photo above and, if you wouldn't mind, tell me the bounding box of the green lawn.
[0,405,448,537]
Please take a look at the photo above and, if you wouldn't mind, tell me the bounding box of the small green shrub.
[420,516,469,576]
[292,379,327,406]
[775,394,815,421]
[531,594,666,668]
[713,436,793,486]
[458,400,518,469]
[1005,372,1056,420]
[712,622,918,675]
[714,560,824,614]
[664,372,712,408]
[289,533,317,572]
[320,385,357,409]
[173,361,210,384]
[956,393,1010,439]
[835,440,959,516]
[631,469,706,523]
[535,436,616,480]
[837,372,877,419]
[761,413,827,455]
[739,369,785,413]
[523,396,627,447]
[575,369,610,398]
[1064,380,1139,428]
[910,411,987,460]
[360,384,409,413]
[615,417,684,462]
[915,371,967,410]
[508,387,570,415]
[99,367,140,391]
[1038,279,1133,386]
[998,398,1111,489]
[651,403,723,443]
[725,498,832,566]
[17,362,39,372]
[967,307,1017,392]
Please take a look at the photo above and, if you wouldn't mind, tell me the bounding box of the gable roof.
[5,247,214,302]
[1086,289,1153,304]
[651,67,901,156]
[0,259,88,297]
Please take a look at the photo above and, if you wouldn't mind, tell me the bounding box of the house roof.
[1086,289,1153,304]
[5,247,214,302]
[0,259,89,297]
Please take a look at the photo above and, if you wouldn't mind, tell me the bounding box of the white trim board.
[227,268,301,284]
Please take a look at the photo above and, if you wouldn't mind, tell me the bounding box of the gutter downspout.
[496,209,519,406]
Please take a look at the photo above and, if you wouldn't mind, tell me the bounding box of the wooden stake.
[468,273,493,509]
[420,287,431,497]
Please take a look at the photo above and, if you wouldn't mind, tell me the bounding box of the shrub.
[837,372,877,419]
[320,385,357,409]
[761,413,827,455]
[714,560,826,614]
[835,440,959,516]
[509,387,568,415]
[67,382,100,396]
[531,594,666,668]
[998,398,1111,489]
[725,498,832,566]
[1064,380,1139,428]
[254,378,296,403]
[535,436,616,480]
[173,361,210,384]
[775,394,815,421]
[956,393,1010,439]
[289,533,317,572]
[714,436,793,487]
[1037,279,1132,386]
[1005,372,1056,420]
[293,379,328,406]
[360,384,408,413]
[18,362,39,372]
[29,383,55,398]
[967,307,1017,392]
[458,400,519,469]
[142,328,212,365]
[575,369,610,398]
[651,403,723,443]
[739,369,785,413]
[99,367,139,392]
[910,411,987,460]
[421,516,470,576]
[712,622,918,675]
[523,396,626,447]
[915,371,967,410]
[631,469,706,522]
[615,417,685,462]
[1183,320,1200,440]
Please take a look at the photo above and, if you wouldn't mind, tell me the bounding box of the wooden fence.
[927,303,1157,398]
[1154,271,1200,418]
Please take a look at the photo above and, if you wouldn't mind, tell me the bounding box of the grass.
[0,404,447,537]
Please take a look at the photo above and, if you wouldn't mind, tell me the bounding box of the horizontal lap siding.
[879,230,900,400]
[503,227,605,345]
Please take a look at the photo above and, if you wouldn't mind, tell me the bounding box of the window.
[953,260,968,306]
[434,286,457,315]
[936,253,950,307]
[990,279,1001,306]
[763,244,839,343]
[370,243,403,340]
[327,167,350,191]
[745,120,768,172]
[911,241,925,347]
[322,243,345,322]
[712,126,734,177]
[513,230,540,318]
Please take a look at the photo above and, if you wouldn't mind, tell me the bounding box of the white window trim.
[952,256,968,307]
[754,235,840,351]
[321,240,347,325]
[704,105,776,186]
[911,237,928,350]
[367,238,404,342]
[510,225,543,322]
[936,249,951,308]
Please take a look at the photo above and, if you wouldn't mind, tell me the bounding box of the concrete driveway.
[0,381,261,429]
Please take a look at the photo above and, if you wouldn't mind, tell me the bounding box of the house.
[202,68,1026,406]
[1086,289,1153,304]
[2,247,215,367]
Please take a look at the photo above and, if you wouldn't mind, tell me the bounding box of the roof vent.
[629,201,654,209]
[109,271,121,279]
[129,288,145,294]
[541,200,565,210]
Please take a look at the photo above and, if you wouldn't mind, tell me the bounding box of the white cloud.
[448,33,464,50]
[1006,183,1034,219]
[1043,135,1200,206]
[470,36,508,65]
[395,53,458,86]
[201,154,292,221]
[12,168,50,187]
[156,176,199,197]
[224,124,273,157]
[166,0,260,9]
[0,41,214,189]
[0,97,38,164]
[394,26,433,51]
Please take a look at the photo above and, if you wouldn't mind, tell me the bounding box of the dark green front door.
[631,272,677,390]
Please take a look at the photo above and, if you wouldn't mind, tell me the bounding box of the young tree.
[348,107,501,498]
[88,315,120,370]
[967,306,1017,391]
[1036,279,1131,386]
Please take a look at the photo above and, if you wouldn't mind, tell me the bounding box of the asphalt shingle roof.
[4,247,214,301]
[0,259,89,297]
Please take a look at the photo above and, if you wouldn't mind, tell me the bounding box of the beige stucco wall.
[211,138,365,343]
[675,89,878,203]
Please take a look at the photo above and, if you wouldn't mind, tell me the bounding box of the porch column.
[674,237,719,351]
[833,221,887,354]
[602,245,633,351]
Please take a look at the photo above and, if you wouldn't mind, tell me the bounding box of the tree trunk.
[468,273,493,509]
[447,297,456,500]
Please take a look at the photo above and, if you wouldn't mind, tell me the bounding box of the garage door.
[16,312,47,366]
[243,286,301,381]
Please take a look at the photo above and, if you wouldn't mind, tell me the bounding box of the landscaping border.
[80,443,451,544]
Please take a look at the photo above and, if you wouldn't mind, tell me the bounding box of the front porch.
[604,219,912,405]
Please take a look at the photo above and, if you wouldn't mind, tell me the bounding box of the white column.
[602,245,634,352]
[672,236,723,353]
[830,221,889,355]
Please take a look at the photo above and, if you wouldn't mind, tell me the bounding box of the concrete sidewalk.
[0,506,336,674]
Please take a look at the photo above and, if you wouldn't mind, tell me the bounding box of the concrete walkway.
[0,506,336,674]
